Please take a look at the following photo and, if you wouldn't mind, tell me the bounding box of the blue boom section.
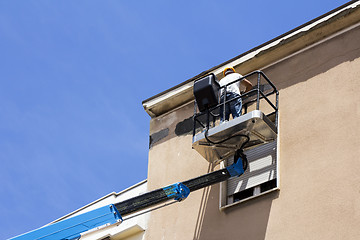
[162,182,190,201]
[11,204,122,240]
[11,155,247,240]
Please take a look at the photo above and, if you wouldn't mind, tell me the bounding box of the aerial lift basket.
[192,70,279,163]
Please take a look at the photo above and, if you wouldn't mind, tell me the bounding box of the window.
[220,140,278,208]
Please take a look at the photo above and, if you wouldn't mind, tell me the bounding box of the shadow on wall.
[149,26,360,150]
[193,183,279,240]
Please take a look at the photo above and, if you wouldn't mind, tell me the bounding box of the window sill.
[219,187,279,211]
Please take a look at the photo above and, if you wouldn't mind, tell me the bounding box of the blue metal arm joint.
[226,156,245,177]
[163,182,190,201]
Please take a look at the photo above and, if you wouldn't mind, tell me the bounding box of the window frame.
[219,139,280,210]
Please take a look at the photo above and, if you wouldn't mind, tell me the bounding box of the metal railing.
[193,70,279,137]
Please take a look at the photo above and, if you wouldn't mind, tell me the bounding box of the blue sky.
[0,1,350,239]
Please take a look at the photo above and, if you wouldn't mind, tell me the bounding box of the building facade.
[142,1,360,239]
[57,1,360,239]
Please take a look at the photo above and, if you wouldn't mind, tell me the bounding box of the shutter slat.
[227,141,277,196]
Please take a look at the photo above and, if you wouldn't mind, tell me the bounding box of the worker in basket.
[219,67,253,122]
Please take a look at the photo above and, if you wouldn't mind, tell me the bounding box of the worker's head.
[223,67,236,76]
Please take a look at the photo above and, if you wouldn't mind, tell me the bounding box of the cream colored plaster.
[148,135,213,190]
[149,102,193,136]
[264,58,360,240]
[146,135,218,240]
[145,23,360,240]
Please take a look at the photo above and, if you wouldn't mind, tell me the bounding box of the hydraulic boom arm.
[116,150,247,216]
[11,151,247,240]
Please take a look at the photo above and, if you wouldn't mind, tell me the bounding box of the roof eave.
[142,1,360,118]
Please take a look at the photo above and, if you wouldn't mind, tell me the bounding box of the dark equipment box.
[193,73,220,112]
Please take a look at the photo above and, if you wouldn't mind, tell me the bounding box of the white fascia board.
[142,81,193,110]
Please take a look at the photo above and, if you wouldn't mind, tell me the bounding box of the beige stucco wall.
[146,102,215,239]
[144,24,360,240]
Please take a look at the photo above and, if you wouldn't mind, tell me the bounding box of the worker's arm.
[241,78,253,93]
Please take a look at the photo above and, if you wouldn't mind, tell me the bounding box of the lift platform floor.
[192,110,277,163]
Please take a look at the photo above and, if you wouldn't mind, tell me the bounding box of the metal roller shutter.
[227,141,277,196]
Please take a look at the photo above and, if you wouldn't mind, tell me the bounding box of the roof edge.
[142,0,360,117]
